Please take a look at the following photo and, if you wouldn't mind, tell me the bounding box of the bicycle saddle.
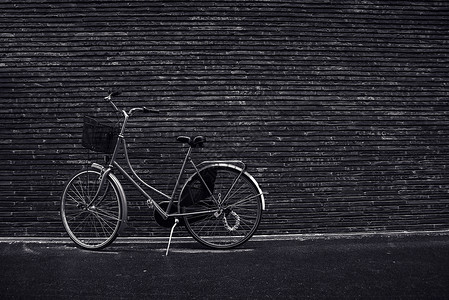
[176,135,206,148]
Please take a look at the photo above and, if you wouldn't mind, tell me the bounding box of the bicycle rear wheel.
[61,169,124,250]
[181,165,263,249]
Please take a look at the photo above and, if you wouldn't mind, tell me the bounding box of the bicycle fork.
[87,166,113,207]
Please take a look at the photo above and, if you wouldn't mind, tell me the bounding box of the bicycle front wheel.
[61,169,124,250]
[181,165,263,249]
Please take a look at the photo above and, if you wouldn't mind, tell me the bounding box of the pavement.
[1,232,449,299]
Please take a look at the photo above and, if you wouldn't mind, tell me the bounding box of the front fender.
[91,163,128,229]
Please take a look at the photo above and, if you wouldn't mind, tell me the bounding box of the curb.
[0,230,448,244]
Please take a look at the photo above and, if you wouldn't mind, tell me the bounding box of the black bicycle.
[61,92,266,254]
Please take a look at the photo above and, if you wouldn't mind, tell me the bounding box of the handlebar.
[130,106,160,115]
[105,91,122,100]
[104,91,160,116]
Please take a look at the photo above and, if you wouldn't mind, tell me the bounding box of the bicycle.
[60,91,266,254]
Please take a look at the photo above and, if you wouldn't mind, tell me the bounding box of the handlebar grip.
[143,106,160,114]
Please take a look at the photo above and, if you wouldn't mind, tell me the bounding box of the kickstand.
[165,218,179,256]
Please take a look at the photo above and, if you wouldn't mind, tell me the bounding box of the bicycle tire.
[180,165,263,249]
[61,169,124,250]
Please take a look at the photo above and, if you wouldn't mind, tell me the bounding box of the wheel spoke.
[91,208,121,223]
[225,193,264,209]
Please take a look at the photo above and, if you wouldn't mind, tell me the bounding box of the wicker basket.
[81,116,119,154]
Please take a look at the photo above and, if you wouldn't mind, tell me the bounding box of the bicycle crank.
[153,201,185,228]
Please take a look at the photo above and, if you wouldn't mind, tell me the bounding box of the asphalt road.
[1,233,449,299]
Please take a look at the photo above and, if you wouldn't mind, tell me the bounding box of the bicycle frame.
[89,108,246,221]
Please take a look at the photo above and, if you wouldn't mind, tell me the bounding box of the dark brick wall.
[1,0,449,237]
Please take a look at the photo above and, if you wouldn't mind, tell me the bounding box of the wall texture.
[1,0,449,237]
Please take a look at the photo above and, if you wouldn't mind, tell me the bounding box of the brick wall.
[1,0,449,237]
